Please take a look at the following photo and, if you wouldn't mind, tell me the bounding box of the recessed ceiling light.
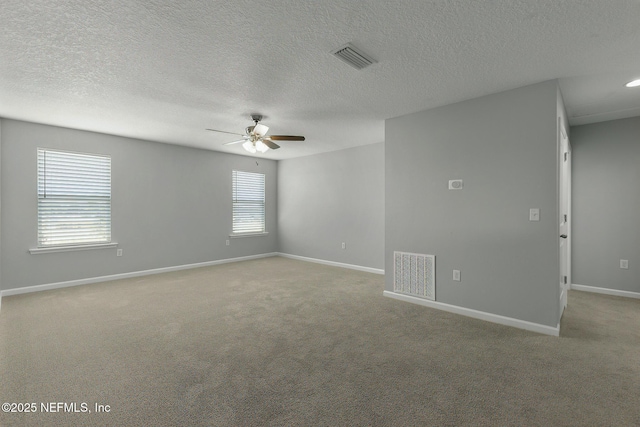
[625,79,640,88]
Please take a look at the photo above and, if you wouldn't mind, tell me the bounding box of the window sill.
[229,232,269,239]
[29,242,118,255]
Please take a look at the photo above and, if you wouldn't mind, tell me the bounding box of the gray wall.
[571,116,640,293]
[1,119,278,291]
[278,143,384,270]
[385,80,561,327]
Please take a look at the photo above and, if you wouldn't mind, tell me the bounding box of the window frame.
[230,170,268,237]
[30,148,116,254]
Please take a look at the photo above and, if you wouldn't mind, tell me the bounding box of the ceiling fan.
[206,115,305,153]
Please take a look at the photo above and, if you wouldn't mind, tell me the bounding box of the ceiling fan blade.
[261,139,280,150]
[223,138,248,146]
[206,128,245,136]
[267,135,305,141]
[253,123,269,137]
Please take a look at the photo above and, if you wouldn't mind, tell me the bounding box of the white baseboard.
[0,253,279,297]
[277,253,384,275]
[383,291,560,336]
[571,284,640,299]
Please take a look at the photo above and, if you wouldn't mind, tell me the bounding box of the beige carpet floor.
[1,256,639,426]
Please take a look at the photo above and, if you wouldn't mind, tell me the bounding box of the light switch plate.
[529,208,540,221]
[620,259,629,269]
[453,270,461,281]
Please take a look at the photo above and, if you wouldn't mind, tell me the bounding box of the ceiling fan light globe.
[255,140,270,153]
[253,123,269,137]
[242,140,256,153]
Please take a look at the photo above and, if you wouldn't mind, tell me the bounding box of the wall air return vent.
[394,251,435,300]
[331,43,377,70]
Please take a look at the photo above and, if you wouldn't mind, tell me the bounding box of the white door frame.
[559,124,572,319]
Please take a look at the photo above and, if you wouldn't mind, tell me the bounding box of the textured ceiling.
[1,0,640,159]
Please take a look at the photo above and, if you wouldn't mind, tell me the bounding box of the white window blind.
[37,148,111,248]
[232,170,265,234]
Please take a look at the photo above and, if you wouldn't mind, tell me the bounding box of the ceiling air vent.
[331,43,377,70]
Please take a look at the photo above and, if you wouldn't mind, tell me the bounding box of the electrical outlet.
[529,208,540,221]
[453,269,461,281]
[448,179,463,190]
[226,239,230,246]
[620,259,629,269]
[116,249,123,257]
[341,242,346,249]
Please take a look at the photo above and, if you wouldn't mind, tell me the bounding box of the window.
[37,148,111,248]
[232,170,265,234]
